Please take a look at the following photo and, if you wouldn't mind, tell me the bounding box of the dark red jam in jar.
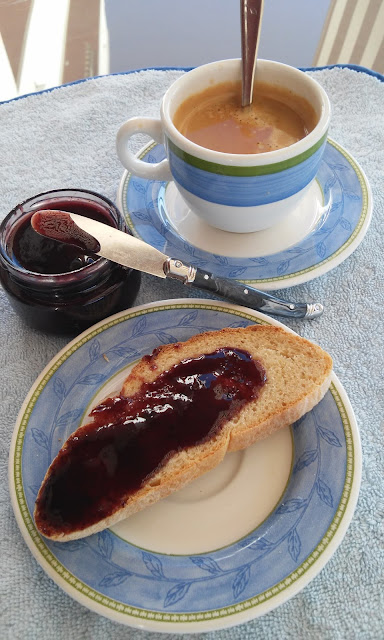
[0,189,141,334]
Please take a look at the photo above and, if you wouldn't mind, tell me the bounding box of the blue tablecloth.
[0,65,383,639]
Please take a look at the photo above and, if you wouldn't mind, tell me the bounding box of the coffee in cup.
[116,59,330,233]
[173,81,318,154]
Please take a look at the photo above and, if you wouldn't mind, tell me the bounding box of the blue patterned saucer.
[9,300,361,632]
[117,139,372,290]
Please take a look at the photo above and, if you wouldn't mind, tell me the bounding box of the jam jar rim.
[0,188,124,283]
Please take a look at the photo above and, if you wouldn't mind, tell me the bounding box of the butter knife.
[31,210,323,319]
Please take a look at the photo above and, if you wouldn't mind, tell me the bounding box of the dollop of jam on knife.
[35,347,266,538]
[31,210,101,254]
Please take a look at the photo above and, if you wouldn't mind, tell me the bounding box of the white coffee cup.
[116,59,330,233]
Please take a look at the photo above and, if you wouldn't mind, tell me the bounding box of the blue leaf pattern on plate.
[344,191,360,201]
[213,255,229,266]
[328,163,350,171]
[164,582,191,607]
[29,484,41,498]
[294,449,318,473]
[55,540,87,552]
[183,241,194,256]
[316,479,334,507]
[228,267,247,278]
[89,340,101,362]
[286,247,306,255]
[324,176,337,191]
[240,537,273,551]
[190,259,209,268]
[77,374,105,385]
[132,181,146,194]
[340,218,352,231]
[317,425,342,447]
[31,428,49,450]
[288,529,301,562]
[99,571,132,588]
[142,552,165,579]
[293,416,307,430]
[56,409,84,426]
[98,530,114,559]
[232,566,250,599]
[249,257,269,265]
[132,316,147,337]
[228,320,249,328]
[276,498,307,514]
[134,210,151,221]
[316,242,327,259]
[53,377,66,399]
[155,332,177,344]
[313,227,329,236]
[109,346,139,358]
[177,310,198,326]
[190,556,223,575]
[277,260,290,275]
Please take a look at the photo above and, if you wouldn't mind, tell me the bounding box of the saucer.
[117,139,372,290]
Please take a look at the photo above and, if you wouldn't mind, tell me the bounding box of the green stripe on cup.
[166,133,328,176]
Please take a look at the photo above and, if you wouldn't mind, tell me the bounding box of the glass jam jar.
[0,189,141,334]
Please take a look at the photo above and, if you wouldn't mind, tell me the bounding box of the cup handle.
[116,117,172,181]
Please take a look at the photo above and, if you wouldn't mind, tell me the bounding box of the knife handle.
[164,259,323,319]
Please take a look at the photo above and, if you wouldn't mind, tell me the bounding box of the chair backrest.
[313,0,384,73]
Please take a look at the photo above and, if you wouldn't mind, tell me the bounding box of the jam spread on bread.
[35,348,266,537]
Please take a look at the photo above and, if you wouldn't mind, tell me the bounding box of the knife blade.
[31,211,323,320]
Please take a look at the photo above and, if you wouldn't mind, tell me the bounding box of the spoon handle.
[241,0,264,106]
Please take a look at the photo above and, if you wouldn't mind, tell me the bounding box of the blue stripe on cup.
[167,142,327,207]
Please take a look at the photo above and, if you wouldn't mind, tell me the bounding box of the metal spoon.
[241,0,265,106]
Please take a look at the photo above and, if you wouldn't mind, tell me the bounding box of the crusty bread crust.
[35,325,332,541]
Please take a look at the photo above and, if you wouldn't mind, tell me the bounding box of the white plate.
[9,299,361,633]
[117,139,372,290]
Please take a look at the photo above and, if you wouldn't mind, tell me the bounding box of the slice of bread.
[35,325,332,541]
